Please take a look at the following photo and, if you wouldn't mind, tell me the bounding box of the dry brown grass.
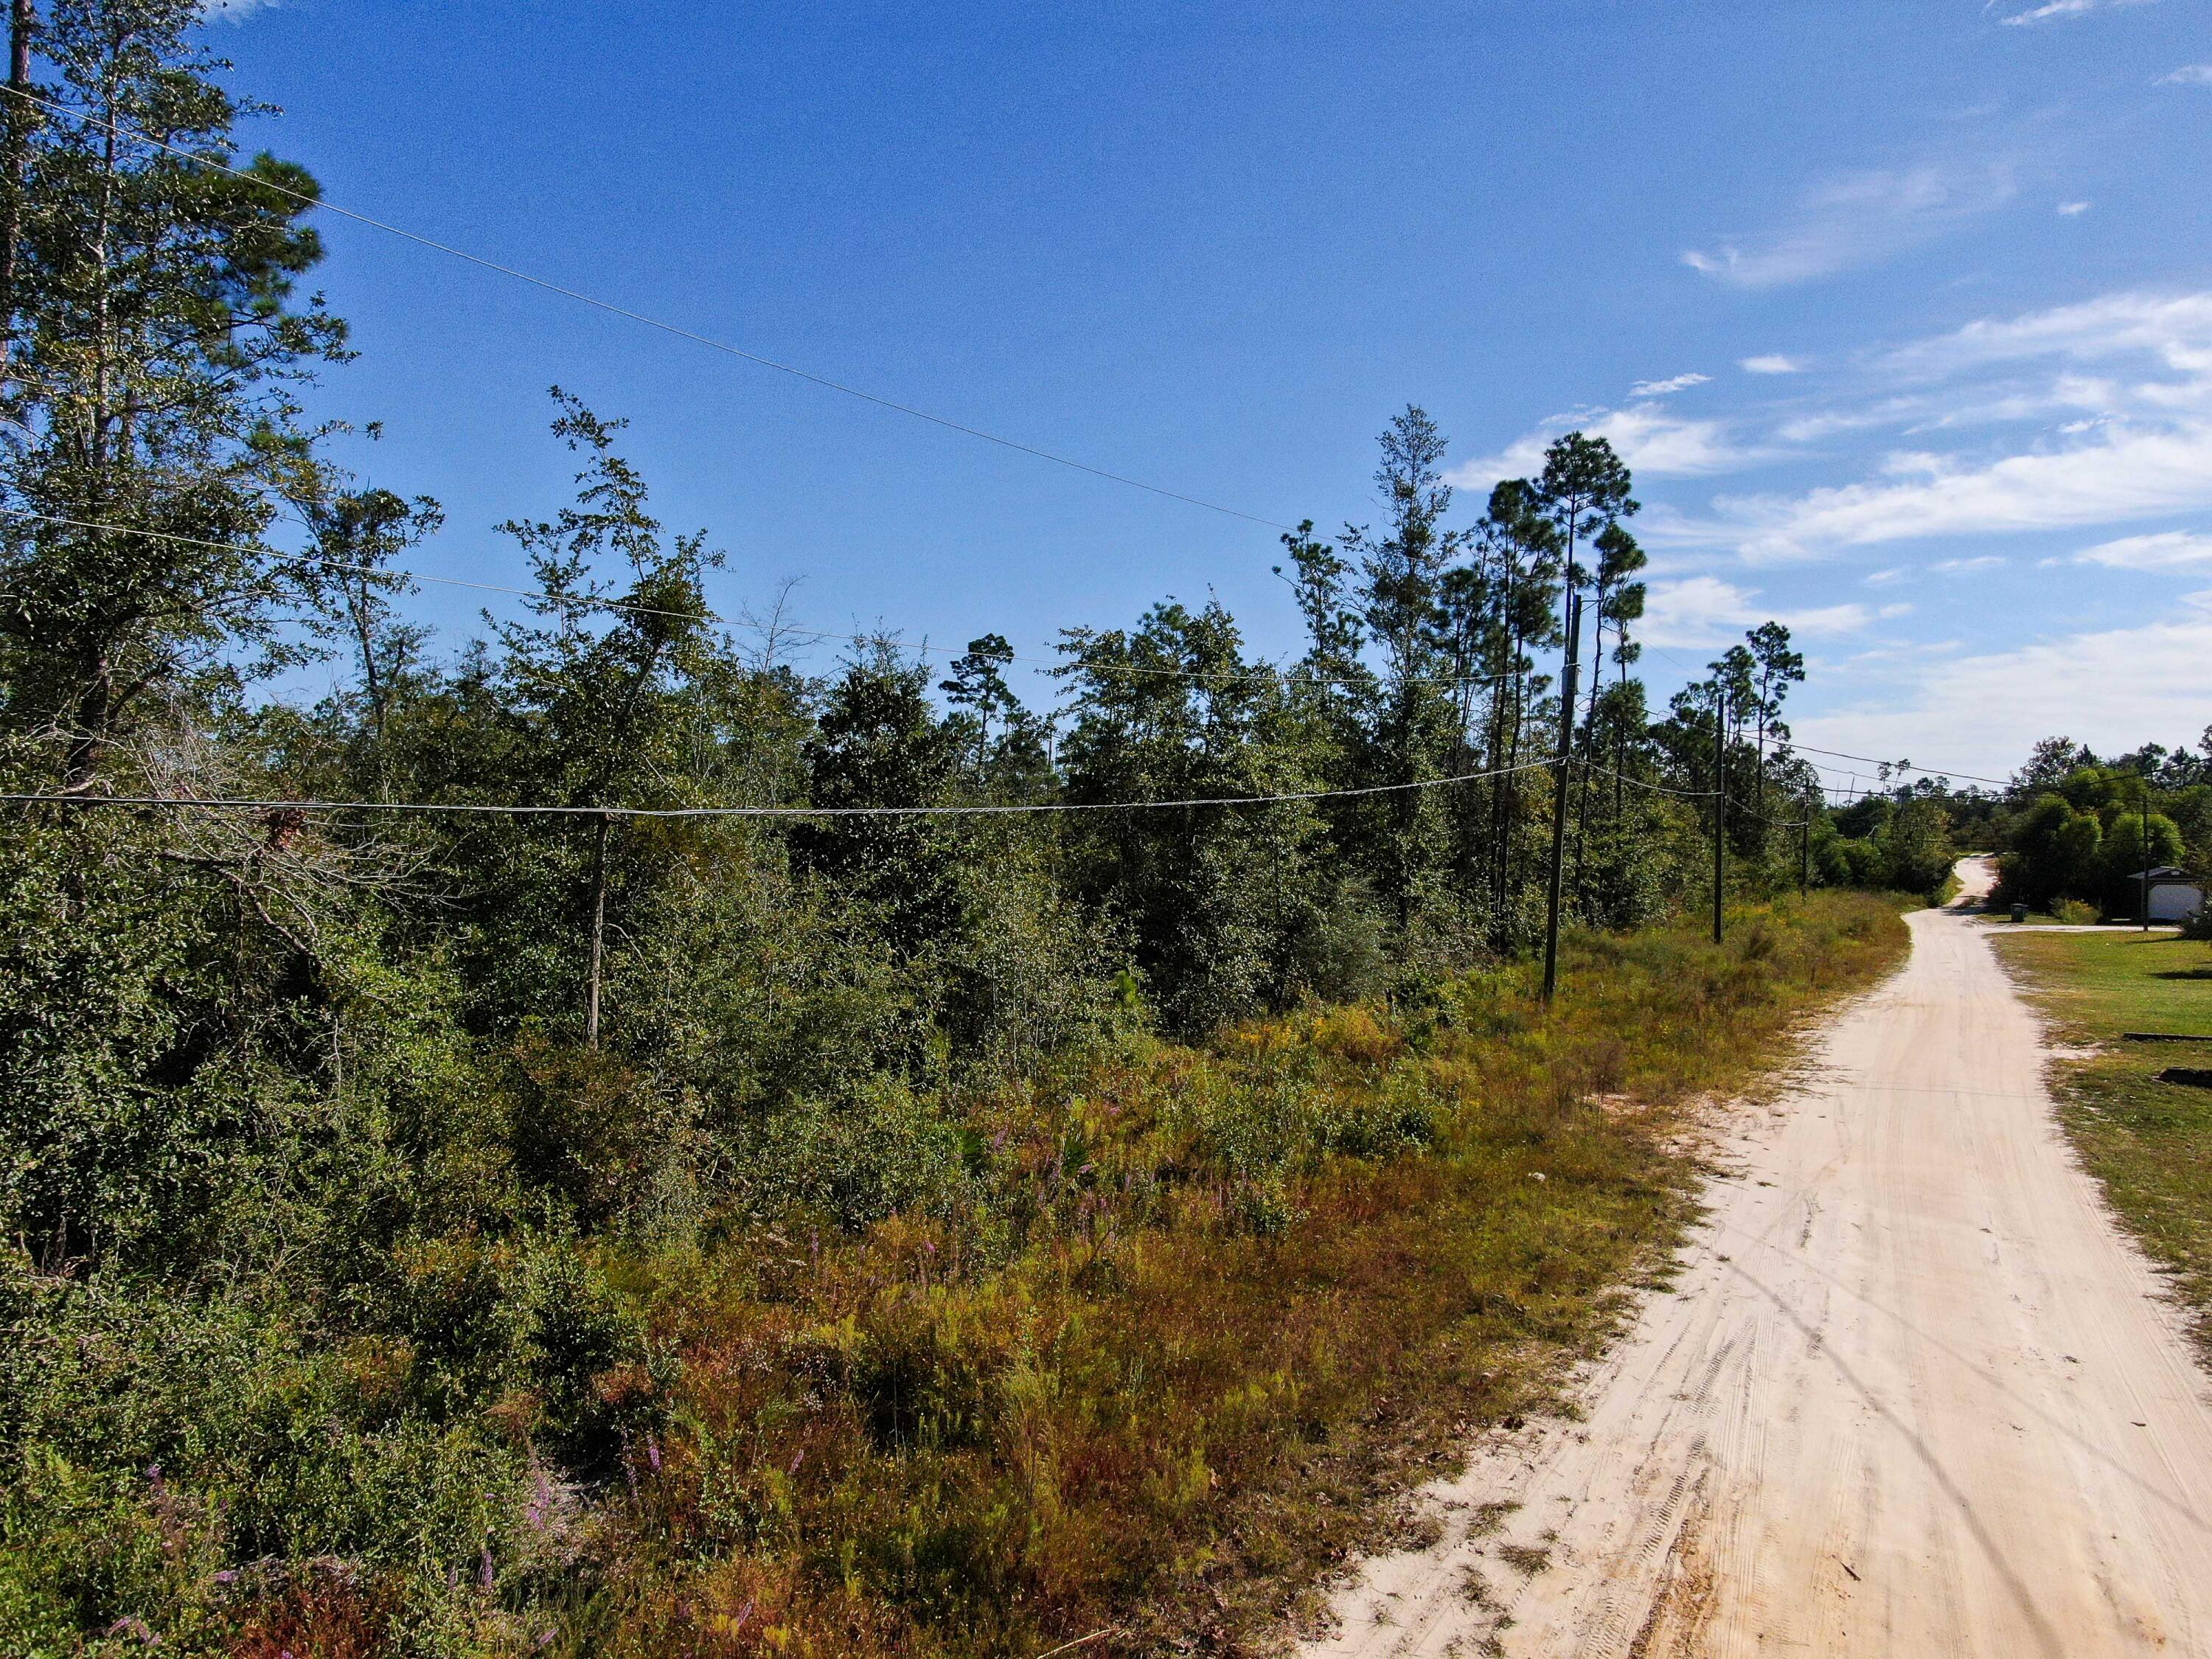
[557,894,1905,1658]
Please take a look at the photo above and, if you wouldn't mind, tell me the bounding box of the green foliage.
[0,22,1935,1652]
[0,0,349,787]
[1990,751,2205,917]
[1058,598,1332,1034]
[729,1080,975,1234]
[1812,795,1957,899]
[2101,811,2183,888]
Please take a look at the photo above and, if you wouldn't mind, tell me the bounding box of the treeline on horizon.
[1967,735,2212,921]
[3,5,2207,1655]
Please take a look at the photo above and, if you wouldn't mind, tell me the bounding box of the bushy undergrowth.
[0,18,1922,1649]
[1,893,1902,1658]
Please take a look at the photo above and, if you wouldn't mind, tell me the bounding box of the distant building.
[2131,866,2205,923]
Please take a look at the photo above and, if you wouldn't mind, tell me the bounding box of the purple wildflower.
[526,1466,554,1534]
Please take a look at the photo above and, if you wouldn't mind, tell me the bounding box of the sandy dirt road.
[1304,864,2212,1658]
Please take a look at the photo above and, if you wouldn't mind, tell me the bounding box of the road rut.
[1302,872,2212,1657]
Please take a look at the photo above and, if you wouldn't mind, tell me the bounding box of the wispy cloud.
[2160,63,2212,85]
[1796,608,2212,779]
[1932,554,2006,573]
[1641,574,1882,649]
[2056,200,2092,215]
[1717,422,2212,561]
[1669,290,2212,561]
[1879,290,2212,378]
[1683,161,2017,289]
[1628,372,1710,398]
[1740,354,1804,375]
[1454,401,1754,488]
[2076,529,2212,568]
[1997,0,2157,24]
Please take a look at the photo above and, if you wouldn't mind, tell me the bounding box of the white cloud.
[1796,602,1885,632]
[1881,291,2212,378]
[1453,401,1753,488]
[1683,161,2017,289]
[2160,63,2212,84]
[1865,567,1909,586]
[1628,372,1710,397]
[1999,0,2157,24]
[1641,575,1878,649]
[2076,529,2212,568]
[1932,554,2006,572]
[2057,200,2091,215]
[1740,354,1804,375]
[1797,610,2212,782]
[1715,420,2212,561]
[1672,291,2212,560]
[1641,576,1758,647]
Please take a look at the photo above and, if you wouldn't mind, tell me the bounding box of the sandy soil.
[1301,860,2212,1658]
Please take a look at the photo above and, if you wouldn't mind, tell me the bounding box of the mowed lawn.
[1992,926,2212,1359]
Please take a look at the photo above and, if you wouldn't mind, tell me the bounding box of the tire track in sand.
[1301,863,2212,1658]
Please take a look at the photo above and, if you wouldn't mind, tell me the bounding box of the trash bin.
[2010,902,2028,923]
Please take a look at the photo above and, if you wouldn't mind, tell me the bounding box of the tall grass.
[554,893,1905,1657]
[5,894,1902,1658]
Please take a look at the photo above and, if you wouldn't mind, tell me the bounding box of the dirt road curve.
[1304,862,2212,1658]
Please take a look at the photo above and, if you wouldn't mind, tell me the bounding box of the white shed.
[2132,866,2205,923]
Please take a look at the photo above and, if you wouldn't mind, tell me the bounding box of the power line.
[0,757,1559,822]
[1728,796,1810,830]
[1784,741,2010,789]
[0,85,1293,532]
[1635,638,2011,790]
[0,504,1530,692]
[1573,756,1716,801]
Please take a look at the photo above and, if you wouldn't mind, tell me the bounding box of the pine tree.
[0,0,347,786]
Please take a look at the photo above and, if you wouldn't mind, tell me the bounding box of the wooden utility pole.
[1800,795,1812,894]
[586,811,611,1046]
[1712,690,1727,945]
[2141,782,2153,933]
[0,0,38,370]
[1541,591,1583,1002]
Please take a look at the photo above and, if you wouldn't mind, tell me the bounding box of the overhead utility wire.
[1572,757,1715,801]
[1728,799,1811,830]
[1635,638,2009,790]
[1572,757,1806,827]
[0,757,1559,821]
[0,86,1291,532]
[0,506,1531,692]
[1784,741,2009,789]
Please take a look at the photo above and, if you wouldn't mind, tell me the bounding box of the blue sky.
[212,0,2212,784]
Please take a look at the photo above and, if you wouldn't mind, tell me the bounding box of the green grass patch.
[1993,929,2212,1037]
[1992,928,2212,1363]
